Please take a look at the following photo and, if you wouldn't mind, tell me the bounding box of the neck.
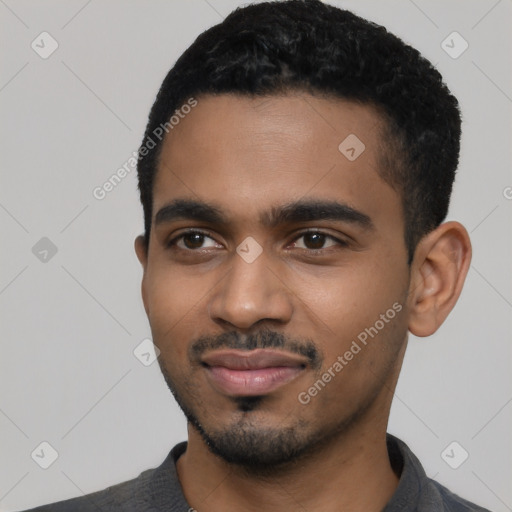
[176,414,399,512]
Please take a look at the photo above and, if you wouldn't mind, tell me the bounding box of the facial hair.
[157,328,334,474]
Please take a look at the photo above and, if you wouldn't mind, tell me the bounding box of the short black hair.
[137,0,461,264]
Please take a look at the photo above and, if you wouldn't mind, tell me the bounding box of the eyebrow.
[154,198,374,231]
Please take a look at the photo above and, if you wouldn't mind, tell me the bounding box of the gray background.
[1,0,510,510]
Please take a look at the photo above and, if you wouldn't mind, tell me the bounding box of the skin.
[135,93,471,512]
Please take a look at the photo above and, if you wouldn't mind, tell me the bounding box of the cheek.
[293,258,405,335]
[289,258,409,389]
[143,268,207,358]
[294,269,408,412]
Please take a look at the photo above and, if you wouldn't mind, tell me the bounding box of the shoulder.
[17,467,156,512]
[423,478,493,512]
[16,442,189,512]
[385,434,493,512]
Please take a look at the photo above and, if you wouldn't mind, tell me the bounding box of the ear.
[134,235,148,270]
[407,221,472,337]
[134,235,149,315]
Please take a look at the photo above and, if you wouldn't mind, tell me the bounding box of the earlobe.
[408,221,472,337]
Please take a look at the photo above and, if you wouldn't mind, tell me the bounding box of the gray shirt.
[19,434,492,511]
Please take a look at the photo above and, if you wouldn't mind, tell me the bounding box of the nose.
[208,249,294,330]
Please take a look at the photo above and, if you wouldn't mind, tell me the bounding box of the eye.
[290,231,347,250]
[167,229,348,253]
[168,230,221,250]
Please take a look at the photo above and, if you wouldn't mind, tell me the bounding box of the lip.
[201,349,307,396]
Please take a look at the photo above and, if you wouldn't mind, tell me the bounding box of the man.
[21,0,491,510]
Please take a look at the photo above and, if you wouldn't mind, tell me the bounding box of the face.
[136,93,412,470]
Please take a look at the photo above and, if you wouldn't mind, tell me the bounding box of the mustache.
[189,329,323,370]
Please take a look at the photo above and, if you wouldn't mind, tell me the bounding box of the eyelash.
[166,229,349,253]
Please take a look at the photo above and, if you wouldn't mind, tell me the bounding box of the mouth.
[201,349,308,396]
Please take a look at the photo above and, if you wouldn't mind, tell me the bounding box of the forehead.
[153,93,401,233]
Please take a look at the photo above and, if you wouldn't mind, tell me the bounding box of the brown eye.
[182,233,206,249]
[292,231,341,250]
[302,232,327,249]
[167,230,220,250]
